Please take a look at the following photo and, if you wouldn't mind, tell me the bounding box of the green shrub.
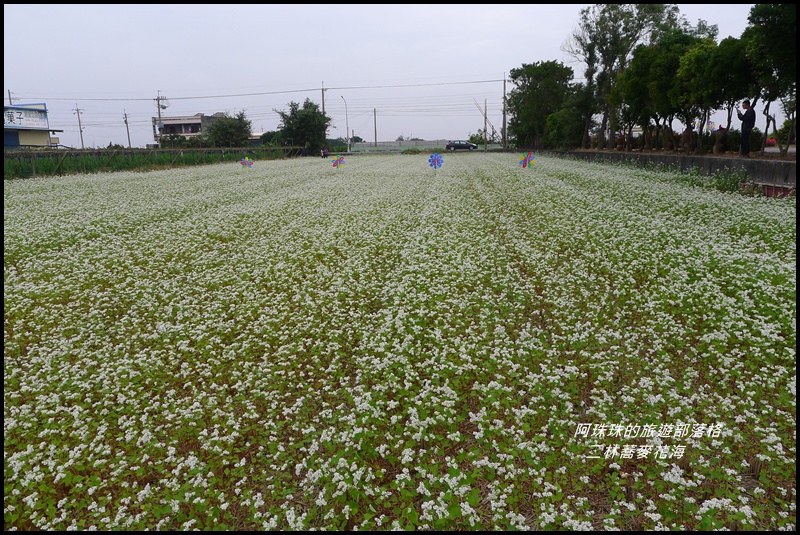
[3,147,292,179]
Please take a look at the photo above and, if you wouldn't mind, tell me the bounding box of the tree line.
[158,101,335,156]
[509,4,795,155]
[160,4,795,157]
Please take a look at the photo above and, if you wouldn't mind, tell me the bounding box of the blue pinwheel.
[519,152,535,168]
[429,153,443,169]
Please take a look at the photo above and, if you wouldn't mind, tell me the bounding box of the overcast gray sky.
[5,4,757,149]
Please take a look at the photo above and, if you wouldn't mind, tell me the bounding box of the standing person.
[736,99,756,158]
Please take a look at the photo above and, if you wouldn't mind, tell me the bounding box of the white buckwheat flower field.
[4,153,796,530]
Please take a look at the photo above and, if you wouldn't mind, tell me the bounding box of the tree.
[742,4,796,155]
[562,10,600,148]
[616,44,660,148]
[329,137,348,149]
[566,5,682,150]
[468,129,500,145]
[646,29,701,150]
[260,131,283,146]
[668,19,722,154]
[160,133,189,148]
[706,37,756,132]
[745,4,795,96]
[675,38,718,153]
[544,86,586,149]
[204,111,252,147]
[507,60,574,149]
[275,99,330,154]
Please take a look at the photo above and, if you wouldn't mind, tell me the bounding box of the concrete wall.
[560,151,795,187]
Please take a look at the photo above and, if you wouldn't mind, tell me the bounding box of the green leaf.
[467,488,480,507]
[448,502,461,519]
[405,505,419,526]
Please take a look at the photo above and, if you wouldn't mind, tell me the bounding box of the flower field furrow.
[4,153,796,530]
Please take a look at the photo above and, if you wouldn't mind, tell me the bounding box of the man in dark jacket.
[736,99,756,157]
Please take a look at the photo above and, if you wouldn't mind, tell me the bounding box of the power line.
[326,79,504,91]
[16,78,504,103]
[17,88,318,102]
[24,78,509,146]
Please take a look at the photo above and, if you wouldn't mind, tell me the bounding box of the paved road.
[764,145,795,154]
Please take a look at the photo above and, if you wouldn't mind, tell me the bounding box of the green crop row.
[3,147,294,179]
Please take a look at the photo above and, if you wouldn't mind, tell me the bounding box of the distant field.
[4,153,796,530]
[350,140,504,153]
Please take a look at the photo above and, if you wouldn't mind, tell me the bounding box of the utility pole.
[321,81,327,115]
[123,110,132,148]
[341,95,350,153]
[484,98,488,151]
[374,108,377,147]
[502,75,507,150]
[8,90,13,105]
[154,90,168,146]
[73,104,85,149]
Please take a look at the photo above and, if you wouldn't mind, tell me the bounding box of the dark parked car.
[446,140,478,151]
